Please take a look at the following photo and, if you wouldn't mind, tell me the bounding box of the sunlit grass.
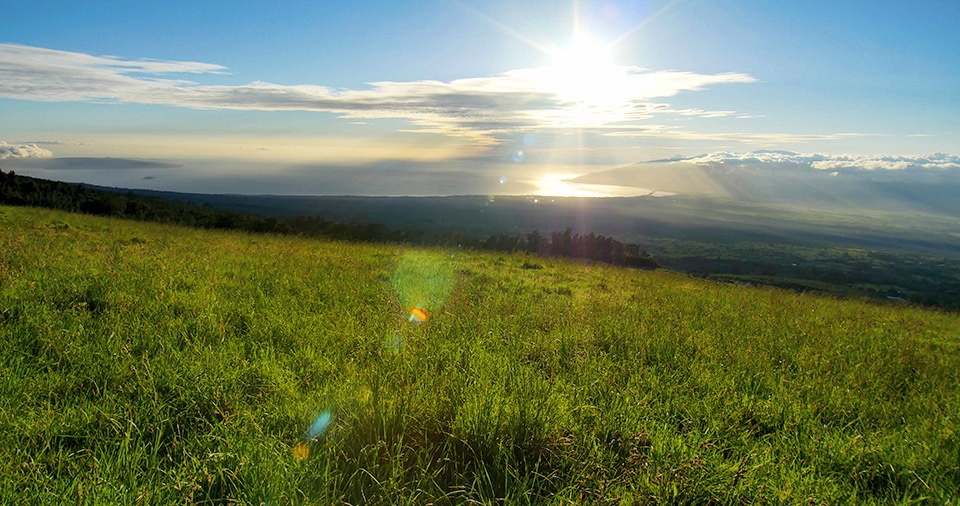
[1,205,958,503]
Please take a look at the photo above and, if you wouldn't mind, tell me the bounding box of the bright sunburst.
[539,35,632,122]
[549,37,614,92]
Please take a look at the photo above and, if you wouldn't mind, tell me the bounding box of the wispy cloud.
[0,43,757,145]
[17,140,91,147]
[1,157,180,170]
[0,141,53,159]
[0,43,226,75]
[675,109,742,118]
[605,128,877,146]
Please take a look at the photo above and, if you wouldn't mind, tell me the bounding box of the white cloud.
[0,43,756,145]
[684,151,960,172]
[685,150,827,166]
[809,153,960,172]
[0,141,53,159]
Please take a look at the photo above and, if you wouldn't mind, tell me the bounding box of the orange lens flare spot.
[292,443,311,461]
[409,307,428,323]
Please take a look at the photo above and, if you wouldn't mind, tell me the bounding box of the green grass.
[1,205,959,504]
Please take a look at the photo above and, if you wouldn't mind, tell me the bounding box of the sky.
[2,0,959,196]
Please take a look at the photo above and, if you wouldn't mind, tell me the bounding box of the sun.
[550,36,614,73]
[541,36,631,121]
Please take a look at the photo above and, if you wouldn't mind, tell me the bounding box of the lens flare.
[391,252,454,322]
[384,333,404,352]
[409,307,428,323]
[294,411,332,461]
[292,443,311,461]
[356,387,372,403]
[306,410,333,440]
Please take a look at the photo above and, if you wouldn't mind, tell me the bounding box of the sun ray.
[448,0,554,57]
[609,0,683,49]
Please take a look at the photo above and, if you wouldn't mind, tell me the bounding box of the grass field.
[1,205,958,504]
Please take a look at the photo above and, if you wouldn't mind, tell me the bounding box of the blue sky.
[2,0,959,195]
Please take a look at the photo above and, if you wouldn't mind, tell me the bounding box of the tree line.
[0,169,658,269]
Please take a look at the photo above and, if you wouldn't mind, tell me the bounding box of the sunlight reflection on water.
[530,173,675,198]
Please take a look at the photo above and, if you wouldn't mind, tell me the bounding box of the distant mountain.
[571,151,960,215]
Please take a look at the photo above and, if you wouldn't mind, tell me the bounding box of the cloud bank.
[0,43,756,145]
[0,141,54,159]
[684,151,960,172]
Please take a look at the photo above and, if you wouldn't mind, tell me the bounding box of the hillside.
[5,169,960,308]
[1,205,958,503]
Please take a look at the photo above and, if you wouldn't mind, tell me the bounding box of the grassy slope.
[1,205,958,504]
